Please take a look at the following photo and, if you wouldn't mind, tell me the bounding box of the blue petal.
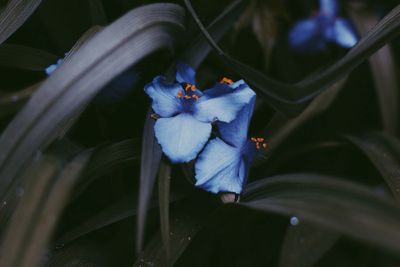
[144,76,182,117]
[154,113,212,163]
[332,18,358,48]
[195,138,246,194]
[202,80,245,99]
[289,18,327,51]
[175,63,196,84]
[218,95,256,148]
[193,81,256,123]
[319,0,338,17]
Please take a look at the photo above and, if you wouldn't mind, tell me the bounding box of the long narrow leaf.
[345,132,400,201]
[0,44,58,71]
[242,174,400,254]
[0,0,42,44]
[158,157,172,258]
[136,109,163,252]
[17,152,91,267]
[0,3,185,199]
[349,4,399,135]
[88,0,107,25]
[279,223,339,267]
[184,0,400,116]
[133,209,201,267]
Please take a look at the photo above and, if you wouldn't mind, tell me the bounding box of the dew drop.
[290,216,299,226]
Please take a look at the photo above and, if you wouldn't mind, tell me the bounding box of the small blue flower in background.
[45,58,63,76]
[195,94,266,194]
[289,0,358,52]
[144,63,255,163]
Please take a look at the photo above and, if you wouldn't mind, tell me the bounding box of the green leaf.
[278,222,339,267]
[0,44,58,71]
[158,157,172,258]
[0,0,42,44]
[241,173,400,254]
[184,0,400,116]
[88,0,107,25]
[0,3,185,200]
[349,4,399,135]
[133,209,201,267]
[136,109,163,253]
[0,150,91,267]
[345,132,400,201]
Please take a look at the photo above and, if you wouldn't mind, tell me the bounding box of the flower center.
[176,83,201,101]
[250,137,268,150]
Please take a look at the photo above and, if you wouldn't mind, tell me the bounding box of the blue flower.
[144,63,255,164]
[289,0,358,52]
[195,94,264,194]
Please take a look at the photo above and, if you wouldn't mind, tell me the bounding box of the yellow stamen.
[191,85,196,91]
[192,95,199,100]
[184,95,191,100]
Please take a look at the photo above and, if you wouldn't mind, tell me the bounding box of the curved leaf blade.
[0,3,185,199]
[242,174,400,254]
[0,0,42,44]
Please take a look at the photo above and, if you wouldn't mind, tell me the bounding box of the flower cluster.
[289,0,358,52]
[144,63,264,194]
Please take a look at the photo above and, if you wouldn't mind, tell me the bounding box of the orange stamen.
[220,77,233,85]
[176,91,183,98]
[192,95,199,100]
[191,85,196,91]
[184,95,191,100]
[185,84,191,91]
[251,136,268,150]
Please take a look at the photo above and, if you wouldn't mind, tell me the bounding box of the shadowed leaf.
[349,3,399,135]
[279,223,340,267]
[88,0,107,25]
[0,0,42,44]
[0,44,58,71]
[0,3,185,201]
[242,173,400,254]
[136,109,163,252]
[0,150,91,267]
[158,157,172,258]
[345,132,400,201]
[133,209,201,267]
[184,0,400,116]
[181,0,246,68]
